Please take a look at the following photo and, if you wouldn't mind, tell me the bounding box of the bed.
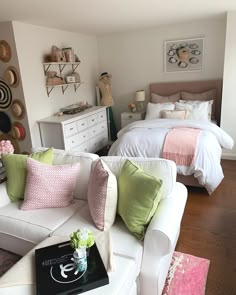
[108,80,234,194]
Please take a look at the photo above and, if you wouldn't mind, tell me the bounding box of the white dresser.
[38,106,108,153]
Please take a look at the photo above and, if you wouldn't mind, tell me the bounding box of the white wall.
[221,12,236,159]
[98,18,226,130]
[12,21,99,148]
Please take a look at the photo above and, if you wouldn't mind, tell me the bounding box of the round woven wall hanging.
[0,79,12,110]
[12,122,26,141]
[4,66,20,88]
[0,111,12,133]
[11,99,25,120]
[0,40,12,63]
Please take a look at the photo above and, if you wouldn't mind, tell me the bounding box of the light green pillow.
[118,160,163,240]
[2,148,54,202]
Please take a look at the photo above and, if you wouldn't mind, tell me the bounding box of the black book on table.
[35,241,109,295]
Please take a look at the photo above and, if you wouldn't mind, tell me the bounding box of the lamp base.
[136,101,144,112]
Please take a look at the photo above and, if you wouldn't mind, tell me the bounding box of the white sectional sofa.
[0,148,187,295]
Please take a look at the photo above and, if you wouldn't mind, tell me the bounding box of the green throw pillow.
[118,159,163,240]
[2,148,54,202]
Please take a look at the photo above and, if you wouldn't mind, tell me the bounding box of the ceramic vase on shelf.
[73,247,87,272]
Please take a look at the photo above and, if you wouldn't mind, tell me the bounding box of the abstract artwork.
[164,38,204,73]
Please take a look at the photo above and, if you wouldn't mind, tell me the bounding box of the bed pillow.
[2,148,54,202]
[118,160,163,240]
[88,159,118,231]
[181,89,216,118]
[179,99,213,121]
[151,92,181,103]
[161,110,187,120]
[21,158,80,210]
[145,102,175,120]
[175,101,209,121]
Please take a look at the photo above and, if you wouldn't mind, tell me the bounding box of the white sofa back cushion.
[100,157,177,200]
[31,148,98,200]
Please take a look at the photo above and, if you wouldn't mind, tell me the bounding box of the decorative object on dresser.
[164,37,204,73]
[121,111,145,129]
[135,90,145,112]
[38,106,108,153]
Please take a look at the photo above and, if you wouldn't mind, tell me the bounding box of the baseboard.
[221,152,236,160]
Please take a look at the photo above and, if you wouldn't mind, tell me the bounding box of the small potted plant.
[70,228,94,272]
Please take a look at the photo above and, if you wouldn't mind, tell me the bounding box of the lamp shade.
[135,90,145,102]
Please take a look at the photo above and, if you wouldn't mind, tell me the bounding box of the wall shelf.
[43,62,80,75]
[43,62,81,97]
[46,82,83,96]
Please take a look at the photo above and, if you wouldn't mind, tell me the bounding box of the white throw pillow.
[87,159,118,231]
[179,99,213,121]
[175,101,209,121]
[145,102,175,120]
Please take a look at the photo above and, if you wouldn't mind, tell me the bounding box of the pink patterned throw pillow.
[88,159,117,231]
[21,158,80,210]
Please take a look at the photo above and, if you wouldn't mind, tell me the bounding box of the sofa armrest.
[139,182,187,294]
[0,182,10,208]
[145,182,187,256]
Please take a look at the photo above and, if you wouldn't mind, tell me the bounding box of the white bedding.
[108,119,234,194]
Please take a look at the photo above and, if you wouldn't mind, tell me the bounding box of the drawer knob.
[128,115,133,119]
[82,123,85,126]
[70,127,74,130]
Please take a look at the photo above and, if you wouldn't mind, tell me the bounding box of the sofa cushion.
[52,203,143,268]
[21,159,80,210]
[31,148,99,200]
[118,160,162,240]
[1,148,54,202]
[88,159,118,231]
[100,156,176,200]
[0,200,86,246]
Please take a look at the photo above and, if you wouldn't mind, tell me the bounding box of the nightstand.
[121,112,145,129]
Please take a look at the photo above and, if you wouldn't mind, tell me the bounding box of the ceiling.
[0,0,235,36]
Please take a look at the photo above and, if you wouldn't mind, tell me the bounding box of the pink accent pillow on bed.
[161,110,186,119]
[88,159,118,231]
[21,158,80,210]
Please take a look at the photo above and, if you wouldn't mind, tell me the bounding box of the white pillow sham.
[145,102,175,120]
[179,99,213,120]
[175,101,209,121]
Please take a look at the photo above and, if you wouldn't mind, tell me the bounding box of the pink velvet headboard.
[150,80,223,125]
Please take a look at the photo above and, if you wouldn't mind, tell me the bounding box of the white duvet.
[108,119,234,194]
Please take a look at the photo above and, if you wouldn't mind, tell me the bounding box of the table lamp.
[135,90,145,112]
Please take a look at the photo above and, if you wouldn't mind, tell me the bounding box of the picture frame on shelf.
[164,37,204,73]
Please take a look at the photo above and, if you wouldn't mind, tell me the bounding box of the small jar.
[73,248,87,272]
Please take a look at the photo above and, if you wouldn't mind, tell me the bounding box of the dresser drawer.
[121,112,141,121]
[77,118,88,132]
[64,121,78,138]
[64,133,80,150]
[97,110,107,123]
[78,129,89,144]
[87,113,98,127]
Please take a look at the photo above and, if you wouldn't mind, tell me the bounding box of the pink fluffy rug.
[162,251,210,295]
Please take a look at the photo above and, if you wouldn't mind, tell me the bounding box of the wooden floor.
[176,160,236,295]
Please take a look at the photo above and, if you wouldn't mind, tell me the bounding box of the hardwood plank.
[176,160,236,295]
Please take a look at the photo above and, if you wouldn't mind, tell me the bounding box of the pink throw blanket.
[162,127,201,166]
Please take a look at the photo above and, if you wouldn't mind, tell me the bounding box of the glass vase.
[73,248,87,272]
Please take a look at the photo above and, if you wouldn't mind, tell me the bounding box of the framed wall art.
[164,37,204,73]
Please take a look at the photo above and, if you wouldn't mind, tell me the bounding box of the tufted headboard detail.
[150,80,223,125]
